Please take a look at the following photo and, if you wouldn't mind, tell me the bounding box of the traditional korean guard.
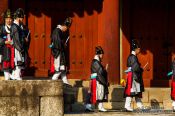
[124,39,145,111]
[85,46,109,112]
[0,9,14,80]
[50,17,72,84]
[10,8,25,80]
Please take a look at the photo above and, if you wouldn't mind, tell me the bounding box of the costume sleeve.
[51,28,62,50]
[129,55,142,72]
[0,25,5,46]
[91,60,108,86]
[51,28,62,58]
[11,25,24,52]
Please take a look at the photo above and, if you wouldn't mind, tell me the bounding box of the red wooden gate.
[122,0,175,87]
[10,0,100,79]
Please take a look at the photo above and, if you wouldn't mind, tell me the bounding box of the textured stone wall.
[0,80,63,116]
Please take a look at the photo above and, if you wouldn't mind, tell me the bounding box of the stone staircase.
[0,76,173,113]
[65,79,173,113]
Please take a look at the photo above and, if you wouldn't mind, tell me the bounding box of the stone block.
[0,80,63,96]
[77,88,83,102]
[109,86,125,102]
[71,102,85,112]
[74,87,89,103]
[147,88,163,103]
[40,96,63,116]
[64,104,72,113]
[0,76,4,80]
[0,97,39,116]
[161,88,171,101]
[142,90,149,102]
[103,102,125,110]
[63,84,77,104]
[163,101,172,110]
[69,79,90,87]
[0,80,63,116]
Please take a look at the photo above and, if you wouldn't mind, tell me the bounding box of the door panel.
[24,0,99,78]
[123,0,175,86]
[27,1,48,77]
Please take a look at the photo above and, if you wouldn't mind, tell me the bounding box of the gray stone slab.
[40,96,63,116]
[0,97,39,116]
[0,80,63,96]
[0,80,63,116]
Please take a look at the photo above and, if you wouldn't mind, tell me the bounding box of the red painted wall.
[98,0,120,84]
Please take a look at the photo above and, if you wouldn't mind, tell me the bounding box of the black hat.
[2,9,12,18]
[14,8,25,18]
[131,39,140,51]
[95,46,104,55]
[63,17,72,28]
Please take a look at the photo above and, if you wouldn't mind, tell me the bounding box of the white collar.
[94,55,100,61]
[5,25,10,33]
[57,25,62,30]
[131,51,136,56]
[14,20,19,26]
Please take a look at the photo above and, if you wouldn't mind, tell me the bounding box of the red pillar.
[98,0,120,84]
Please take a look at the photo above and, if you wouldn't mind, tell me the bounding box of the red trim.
[91,79,97,104]
[124,72,132,96]
[50,55,55,74]
[11,47,14,69]
[3,61,10,69]
[171,76,175,100]
[3,44,14,69]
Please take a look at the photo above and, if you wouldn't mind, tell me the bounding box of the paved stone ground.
[65,109,175,116]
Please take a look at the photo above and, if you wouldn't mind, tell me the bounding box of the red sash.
[124,72,132,96]
[50,55,55,74]
[91,79,97,104]
[171,76,175,100]
[3,43,14,69]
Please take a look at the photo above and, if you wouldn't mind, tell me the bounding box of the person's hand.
[5,41,12,45]
[25,37,29,42]
[106,64,109,70]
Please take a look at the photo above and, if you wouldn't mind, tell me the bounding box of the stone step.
[0,76,4,80]
[65,101,172,113]
[64,112,175,116]
[103,102,125,110]
[72,85,126,103]
[68,79,90,87]
[72,86,171,103]
[64,86,173,113]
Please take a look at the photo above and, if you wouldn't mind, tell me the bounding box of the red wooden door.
[9,0,119,83]
[0,0,8,23]
[11,0,99,78]
[27,4,51,77]
[122,0,175,87]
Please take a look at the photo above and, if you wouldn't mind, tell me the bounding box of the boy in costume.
[10,8,25,80]
[124,40,145,111]
[85,46,109,112]
[0,9,14,80]
[50,17,72,84]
